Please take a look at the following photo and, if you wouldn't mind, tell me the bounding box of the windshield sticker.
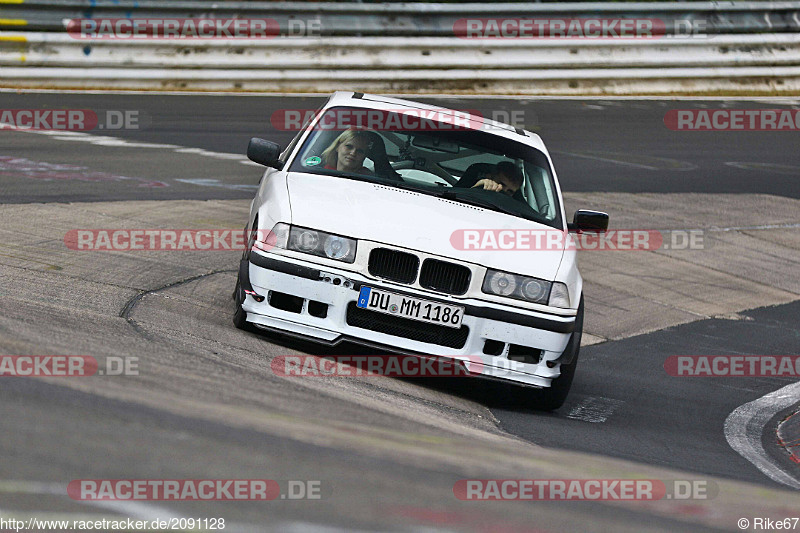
[304,156,322,166]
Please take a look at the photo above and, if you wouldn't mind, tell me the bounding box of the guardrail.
[1,2,799,93]
[3,1,800,35]
[4,33,800,70]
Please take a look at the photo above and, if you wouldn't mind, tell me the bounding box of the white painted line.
[0,480,182,522]
[555,150,697,171]
[18,130,90,137]
[1,121,259,169]
[176,178,258,190]
[174,147,244,159]
[724,381,800,489]
[0,480,255,532]
[567,397,624,423]
[725,162,800,176]
[81,499,184,523]
[706,222,800,232]
[643,223,800,235]
[275,523,390,533]
[0,509,113,521]
[553,150,659,170]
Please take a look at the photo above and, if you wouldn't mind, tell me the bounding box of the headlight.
[267,223,357,263]
[293,228,319,252]
[521,278,548,301]
[482,269,551,305]
[548,282,571,308]
[253,222,288,252]
[324,235,353,260]
[486,271,516,296]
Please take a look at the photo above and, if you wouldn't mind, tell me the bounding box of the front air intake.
[368,248,419,284]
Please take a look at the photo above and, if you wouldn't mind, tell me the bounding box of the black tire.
[232,270,254,331]
[233,218,259,331]
[529,295,584,411]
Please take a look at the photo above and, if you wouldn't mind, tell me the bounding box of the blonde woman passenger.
[320,129,376,174]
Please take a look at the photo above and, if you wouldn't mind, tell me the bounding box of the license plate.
[356,286,464,328]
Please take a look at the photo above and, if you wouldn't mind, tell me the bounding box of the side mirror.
[247,138,282,169]
[569,210,609,232]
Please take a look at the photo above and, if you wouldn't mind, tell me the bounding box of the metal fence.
[1,2,799,93]
[4,1,800,35]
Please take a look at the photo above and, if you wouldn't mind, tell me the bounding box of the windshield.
[287,106,563,229]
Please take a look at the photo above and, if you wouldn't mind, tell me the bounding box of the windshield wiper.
[340,176,436,195]
[330,172,543,223]
[384,181,434,194]
[328,172,380,185]
[326,172,419,190]
[435,189,548,224]
[435,190,517,214]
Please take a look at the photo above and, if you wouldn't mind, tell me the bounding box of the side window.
[524,163,555,220]
[295,129,339,170]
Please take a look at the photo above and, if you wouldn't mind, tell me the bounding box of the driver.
[471,161,523,197]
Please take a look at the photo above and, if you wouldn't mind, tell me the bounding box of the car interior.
[292,122,559,224]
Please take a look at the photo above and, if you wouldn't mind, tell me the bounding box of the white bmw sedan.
[234,91,608,410]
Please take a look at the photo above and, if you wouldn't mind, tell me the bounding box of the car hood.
[286,172,564,280]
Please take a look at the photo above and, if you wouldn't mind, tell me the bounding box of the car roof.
[323,91,548,153]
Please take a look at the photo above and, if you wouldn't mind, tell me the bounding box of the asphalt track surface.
[1,92,799,532]
[2,93,800,203]
[496,300,800,487]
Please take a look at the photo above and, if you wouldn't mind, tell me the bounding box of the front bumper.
[242,250,577,388]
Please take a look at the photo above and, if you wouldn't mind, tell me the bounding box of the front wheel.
[530,295,584,411]
[232,271,254,331]
[233,219,258,332]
